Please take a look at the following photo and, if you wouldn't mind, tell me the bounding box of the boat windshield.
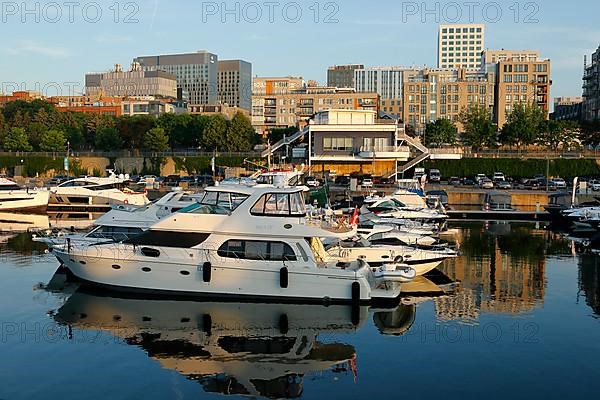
[180,191,249,215]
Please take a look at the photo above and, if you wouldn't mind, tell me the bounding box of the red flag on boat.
[350,207,359,227]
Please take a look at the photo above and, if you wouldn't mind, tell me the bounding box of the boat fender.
[279,314,289,334]
[394,255,404,264]
[351,282,360,306]
[124,199,129,204]
[280,267,289,288]
[202,262,211,282]
[202,314,212,335]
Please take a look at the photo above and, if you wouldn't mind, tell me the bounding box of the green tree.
[39,129,68,152]
[3,127,32,151]
[424,118,458,147]
[95,126,123,151]
[537,120,580,150]
[117,115,156,149]
[143,127,170,152]
[202,115,228,150]
[26,122,47,150]
[458,104,497,148]
[499,103,546,147]
[226,112,259,151]
[581,120,600,146]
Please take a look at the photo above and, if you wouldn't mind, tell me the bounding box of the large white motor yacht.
[0,178,49,213]
[53,186,406,304]
[49,172,148,209]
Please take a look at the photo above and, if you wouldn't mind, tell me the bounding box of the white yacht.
[356,222,437,246]
[361,197,447,222]
[52,186,407,304]
[325,236,457,276]
[37,190,202,248]
[0,178,49,213]
[49,173,149,209]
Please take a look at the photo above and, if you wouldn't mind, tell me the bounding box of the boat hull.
[54,247,401,304]
[0,190,49,214]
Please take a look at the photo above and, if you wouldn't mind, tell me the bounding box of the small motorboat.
[371,263,416,283]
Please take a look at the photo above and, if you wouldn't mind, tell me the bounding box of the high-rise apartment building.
[583,45,600,121]
[134,51,219,105]
[217,59,252,111]
[495,57,551,128]
[438,24,485,70]
[85,62,178,98]
[327,64,364,88]
[552,96,583,121]
[354,66,407,118]
[402,68,496,133]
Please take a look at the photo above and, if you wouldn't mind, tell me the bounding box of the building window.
[323,137,353,151]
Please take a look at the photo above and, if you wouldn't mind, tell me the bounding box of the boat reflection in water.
[52,287,375,399]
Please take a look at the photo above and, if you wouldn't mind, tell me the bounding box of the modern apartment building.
[402,68,496,133]
[495,57,551,128]
[327,64,364,88]
[438,24,485,70]
[552,97,583,121]
[354,66,407,118]
[251,77,379,136]
[217,60,252,111]
[85,62,178,99]
[583,45,600,121]
[134,51,219,105]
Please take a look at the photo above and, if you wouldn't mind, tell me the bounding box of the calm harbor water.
[1,222,599,399]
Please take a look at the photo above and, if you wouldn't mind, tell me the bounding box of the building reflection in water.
[50,286,416,399]
[435,222,570,323]
[578,254,600,317]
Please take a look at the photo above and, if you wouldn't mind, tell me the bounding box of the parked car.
[475,174,487,184]
[588,179,600,191]
[449,176,461,186]
[492,172,506,183]
[429,169,441,183]
[179,176,197,185]
[361,178,374,188]
[479,178,494,189]
[551,178,567,189]
[496,180,512,190]
[462,178,475,186]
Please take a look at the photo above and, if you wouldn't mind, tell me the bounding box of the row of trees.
[0,99,261,152]
[423,103,591,150]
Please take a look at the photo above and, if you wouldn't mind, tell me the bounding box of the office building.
[327,64,364,88]
[583,45,600,121]
[217,59,252,111]
[85,62,177,98]
[438,24,485,69]
[135,51,219,105]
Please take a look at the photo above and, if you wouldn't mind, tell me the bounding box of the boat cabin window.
[87,226,144,240]
[125,230,210,248]
[218,240,297,261]
[58,180,97,187]
[88,183,118,191]
[250,192,306,217]
[182,191,249,215]
[0,184,22,191]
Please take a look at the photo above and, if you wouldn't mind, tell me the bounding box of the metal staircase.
[261,127,308,158]
[386,134,430,178]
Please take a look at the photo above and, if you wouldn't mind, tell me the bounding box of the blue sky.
[1,0,598,103]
